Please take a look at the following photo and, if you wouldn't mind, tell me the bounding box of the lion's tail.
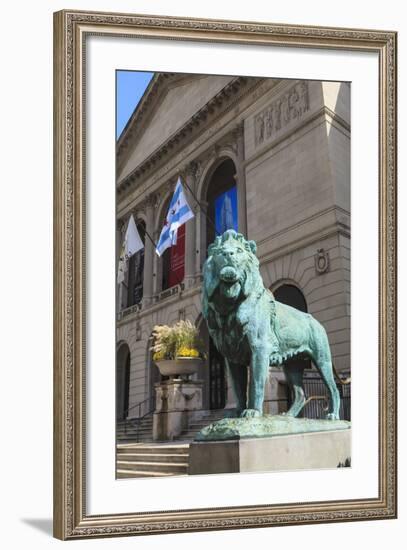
[333,362,351,385]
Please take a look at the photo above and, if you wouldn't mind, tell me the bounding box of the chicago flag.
[155,178,194,257]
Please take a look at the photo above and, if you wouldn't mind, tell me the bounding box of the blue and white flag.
[155,178,194,257]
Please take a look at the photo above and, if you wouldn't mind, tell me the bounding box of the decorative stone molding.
[254,81,309,148]
[232,120,245,140]
[117,76,260,197]
[117,219,126,234]
[314,248,330,275]
[117,72,176,155]
[182,160,200,181]
[178,308,186,321]
[154,283,184,304]
[135,322,142,341]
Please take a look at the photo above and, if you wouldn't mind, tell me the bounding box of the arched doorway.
[116,342,131,420]
[272,283,310,414]
[206,158,238,252]
[200,158,238,409]
[197,314,226,410]
[273,283,308,313]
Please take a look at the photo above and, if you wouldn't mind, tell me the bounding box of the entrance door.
[116,342,131,421]
[209,339,226,410]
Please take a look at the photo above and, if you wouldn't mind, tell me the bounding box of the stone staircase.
[117,408,228,444]
[116,442,190,478]
[116,409,229,478]
[175,409,226,440]
[117,416,153,443]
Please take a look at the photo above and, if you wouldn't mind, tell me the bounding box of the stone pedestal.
[189,428,351,475]
[153,379,203,441]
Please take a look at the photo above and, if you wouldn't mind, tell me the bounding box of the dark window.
[273,284,308,312]
[127,221,145,307]
[209,339,226,410]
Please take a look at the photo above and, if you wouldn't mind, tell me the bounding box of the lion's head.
[202,230,264,318]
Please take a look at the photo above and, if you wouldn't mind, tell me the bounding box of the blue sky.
[116,71,154,139]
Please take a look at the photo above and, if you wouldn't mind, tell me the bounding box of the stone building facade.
[116,73,350,424]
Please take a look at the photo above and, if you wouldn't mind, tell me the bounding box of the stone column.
[234,122,248,238]
[142,195,155,308]
[196,199,208,276]
[183,162,199,289]
[152,228,160,295]
[117,219,128,310]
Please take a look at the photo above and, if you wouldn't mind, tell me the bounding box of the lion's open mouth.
[219,266,238,284]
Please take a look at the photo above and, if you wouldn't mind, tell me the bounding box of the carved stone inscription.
[254,81,309,147]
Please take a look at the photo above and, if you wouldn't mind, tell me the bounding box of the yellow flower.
[153,350,166,361]
[177,347,200,358]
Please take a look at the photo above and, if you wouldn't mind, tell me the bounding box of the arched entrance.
[197,314,226,410]
[272,283,311,415]
[200,158,238,409]
[116,342,131,420]
[273,283,308,313]
[273,282,310,371]
[206,158,238,251]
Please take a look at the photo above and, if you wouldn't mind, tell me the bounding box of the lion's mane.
[202,230,276,352]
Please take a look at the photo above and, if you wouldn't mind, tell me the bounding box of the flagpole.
[142,227,157,250]
[181,177,221,237]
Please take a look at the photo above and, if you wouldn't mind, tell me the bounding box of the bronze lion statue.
[202,230,340,420]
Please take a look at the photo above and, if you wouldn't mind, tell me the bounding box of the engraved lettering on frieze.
[254,82,309,147]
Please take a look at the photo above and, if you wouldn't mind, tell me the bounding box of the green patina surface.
[202,230,344,422]
[195,414,351,441]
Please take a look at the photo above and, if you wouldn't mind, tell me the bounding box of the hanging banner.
[168,224,185,287]
[215,186,238,235]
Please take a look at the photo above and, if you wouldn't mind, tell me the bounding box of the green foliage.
[151,320,204,361]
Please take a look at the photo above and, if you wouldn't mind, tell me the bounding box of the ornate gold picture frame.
[53,9,397,540]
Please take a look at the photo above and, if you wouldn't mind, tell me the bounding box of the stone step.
[117,431,153,442]
[117,428,153,435]
[117,443,189,455]
[117,422,153,430]
[117,469,175,478]
[116,452,188,463]
[116,460,188,473]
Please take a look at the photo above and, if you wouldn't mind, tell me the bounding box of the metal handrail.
[123,394,152,418]
[120,394,156,442]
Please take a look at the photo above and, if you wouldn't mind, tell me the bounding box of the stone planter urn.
[155,357,203,378]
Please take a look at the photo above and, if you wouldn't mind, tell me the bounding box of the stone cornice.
[117,73,205,160]
[117,122,243,222]
[117,76,261,197]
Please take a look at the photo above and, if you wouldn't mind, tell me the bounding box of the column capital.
[145,192,158,210]
[232,120,245,140]
[117,218,126,234]
[181,160,200,182]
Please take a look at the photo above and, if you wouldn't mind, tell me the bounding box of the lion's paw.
[325,412,340,420]
[240,409,261,418]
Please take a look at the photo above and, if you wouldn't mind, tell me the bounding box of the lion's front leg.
[242,348,269,417]
[226,360,248,417]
